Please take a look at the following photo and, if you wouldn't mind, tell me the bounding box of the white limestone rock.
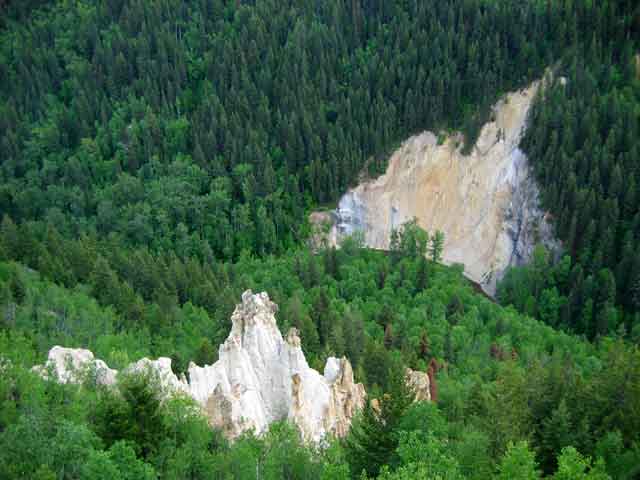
[323,357,342,383]
[32,346,117,386]
[190,291,366,442]
[33,291,367,443]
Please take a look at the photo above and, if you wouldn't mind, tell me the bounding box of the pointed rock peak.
[34,291,373,442]
[324,356,356,385]
[337,357,356,385]
[323,357,342,383]
[229,290,279,337]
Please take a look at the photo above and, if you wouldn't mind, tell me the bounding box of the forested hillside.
[498,34,640,341]
[1,0,640,478]
[2,232,640,478]
[1,0,639,338]
[0,0,630,260]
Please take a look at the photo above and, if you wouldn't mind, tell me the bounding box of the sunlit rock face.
[322,79,559,294]
[33,291,366,443]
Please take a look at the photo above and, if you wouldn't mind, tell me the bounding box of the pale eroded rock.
[321,79,560,294]
[405,368,431,402]
[33,291,366,443]
[190,292,366,442]
[32,346,118,386]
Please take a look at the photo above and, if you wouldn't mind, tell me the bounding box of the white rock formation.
[321,79,559,294]
[31,347,188,395]
[188,291,366,442]
[32,346,118,386]
[125,357,190,396]
[33,291,366,443]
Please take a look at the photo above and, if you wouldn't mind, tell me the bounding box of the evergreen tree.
[429,231,444,263]
[496,441,540,480]
[552,447,610,480]
[345,358,413,478]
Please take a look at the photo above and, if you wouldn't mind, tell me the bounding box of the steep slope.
[323,80,559,294]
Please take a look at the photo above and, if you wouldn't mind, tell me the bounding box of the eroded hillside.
[318,79,559,294]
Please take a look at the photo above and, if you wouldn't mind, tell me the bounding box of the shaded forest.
[0,0,625,258]
[1,0,639,337]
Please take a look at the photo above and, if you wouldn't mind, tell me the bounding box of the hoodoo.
[33,290,367,442]
[186,290,366,442]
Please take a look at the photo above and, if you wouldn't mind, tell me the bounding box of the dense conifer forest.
[0,0,639,478]
[499,40,640,341]
[3,237,640,478]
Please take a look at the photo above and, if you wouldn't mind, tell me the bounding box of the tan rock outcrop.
[321,357,366,438]
[322,79,559,294]
[405,368,431,402]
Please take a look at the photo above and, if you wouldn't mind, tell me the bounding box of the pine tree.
[415,256,429,293]
[444,330,455,364]
[383,323,394,350]
[429,231,444,263]
[630,272,640,313]
[553,447,611,480]
[540,400,574,473]
[312,288,332,347]
[344,308,365,368]
[345,358,412,478]
[0,215,20,260]
[419,330,431,360]
[496,441,540,480]
[8,271,26,304]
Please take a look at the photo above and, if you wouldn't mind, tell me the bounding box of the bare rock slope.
[33,290,366,442]
[323,79,558,294]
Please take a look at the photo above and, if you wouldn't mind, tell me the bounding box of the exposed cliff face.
[33,291,366,443]
[321,80,559,294]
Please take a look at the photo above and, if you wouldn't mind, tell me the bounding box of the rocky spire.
[33,290,367,443]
